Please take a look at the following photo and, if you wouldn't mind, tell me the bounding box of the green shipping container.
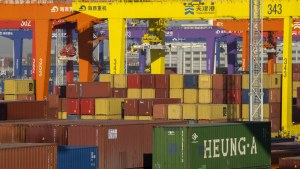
[153,122,270,169]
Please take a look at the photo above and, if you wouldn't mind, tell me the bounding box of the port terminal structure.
[71,0,299,135]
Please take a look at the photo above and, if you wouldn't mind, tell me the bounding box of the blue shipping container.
[242,89,269,104]
[184,74,198,88]
[58,146,98,169]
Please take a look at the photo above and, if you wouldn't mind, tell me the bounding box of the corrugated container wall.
[170,74,183,89]
[4,79,35,95]
[112,88,127,98]
[141,74,155,88]
[184,74,198,88]
[66,82,111,98]
[99,74,114,88]
[198,74,212,89]
[67,99,80,115]
[212,74,227,89]
[127,74,142,88]
[58,146,98,169]
[0,124,25,143]
[227,74,242,90]
[0,143,57,169]
[155,88,169,98]
[127,89,142,98]
[80,98,95,115]
[153,122,271,169]
[113,74,127,88]
[155,74,170,89]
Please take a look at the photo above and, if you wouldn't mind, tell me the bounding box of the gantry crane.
[72,0,298,135]
[0,1,101,100]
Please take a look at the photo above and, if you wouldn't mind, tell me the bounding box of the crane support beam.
[282,16,293,131]
[35,20,52,101]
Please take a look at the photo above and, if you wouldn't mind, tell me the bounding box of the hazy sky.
[0,36,32,58]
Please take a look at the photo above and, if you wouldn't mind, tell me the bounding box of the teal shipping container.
[153,122,271,169]
[58,146,98,169]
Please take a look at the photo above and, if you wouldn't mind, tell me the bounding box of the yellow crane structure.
[72,0,299,136]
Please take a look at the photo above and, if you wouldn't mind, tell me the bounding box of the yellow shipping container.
[113,74,127,88]
[242,104,270,119]
[242,74,249,89]
[198,74,212,89]
[170,74,183,89]
[227,104,241,121]
[274,63,282,73]
[139,116,153,120]
[4,79,34,95]
[170,89,183,102]
[182,104,198,120]
[99,74,114,87]
[263,73,270,88]
[293,89,298,98]
[58,112,67,119]
[198,89,212,103]
[293,81,300,90]
[95,115,122,120]
[127,89,142,98]
[4,95,17,101]
[197,104,227,120]
[184,89,198,103]
[95,98,123,115]
[167,104,183,120]
[80,115,95,120]
[124,116,139,120]
[142,89,155,98]
[269,74,281,88]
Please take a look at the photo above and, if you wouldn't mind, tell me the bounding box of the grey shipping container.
[153,122,271,169]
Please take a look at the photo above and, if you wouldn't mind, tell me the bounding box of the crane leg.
[77,21,94,82]
[31,29,36,80]
[242,31,249,71]
[281,16,293,132]
[35,20,52,100]
[108,18,126,74]
[206,37,215,74]
[13,38,23,79]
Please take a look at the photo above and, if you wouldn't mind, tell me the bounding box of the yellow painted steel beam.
[282,16,293,132]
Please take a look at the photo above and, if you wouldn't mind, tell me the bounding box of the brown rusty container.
[66,82,111,98]
[139,99,154,116]
[297,87,300,99]
[227,74,242,90]
[124,99,139,116]
[227,89,242,104]
[270,117,281,132]
[0,143,57,169]
[293,73,300,81]
[0,123,25,143]
[269,88,281,103]
[155,88,169,98]
[17,94,35,101]
[0,94,3,100]
[66,98,80,115]
[0,101,49,120]
[263,63,268,72]
[293,63,300,73]
[113,88,127,98]
[155,74,169,89]
[141,74,155,88]
[279,156,300,168]
[292,105,300,123]
[80,98,95,115]
[153,104,168,119]
[212,74,227,89]
[48,94,59,108]
[67,120,186,169]
[212,89,227,104]
[48,108,58,119]
[60,98,67,112]
[127,74,142,88]
[269,103,281,118]
[53,85,66,98]
[272,142,300,168]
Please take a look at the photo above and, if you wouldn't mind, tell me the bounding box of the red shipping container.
[297,87,300,99]
[212,74,227,89]
[48,94,59,108]
[53,85,66,98]
[227,74,242,90]
[113,88,127,98]
[270,117,281,132]
[293,73,300,81]
[124,99,139,116]
[269,103,281,118]
[66,82,111,98]
[279,156,300,168]
[127,74,142,88]
[269,88,281,103]
[139,99,154,116]
[17,94,35,101]
[60,98,67,112]
[48,108,58,119]
[155,88,169,98]
[155,74,170,89]
[0,123,25,143]
[67,98,80,115]
[212,89,227,104]
[227,89,242,104]
[0,143,57,169]
[153,104,168,119]
[80,98,95,115]
[141,74,155,88]
[293,63,300,73]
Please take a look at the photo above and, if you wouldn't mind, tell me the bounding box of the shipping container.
[279,156,300,169]
[0,123,25,143]
[142,89,155,98]
[153,122,271,169]
[139,99,154,116]
[263,63,268,72]
[212,89,226,104]
[66,82,111,98]
[53,85,66,98]
[0,143,57,169]
[155,88,169,98]
[227,104,241,121]
[124,99,139,116]
[269,89,281,103]
[58,146,98,169]
[4,94,35,101]
[153,104,168,119]
[269,74,282,88]
[270,117,281,132]
[198,89,212,103]
[293,81,300,90]
[183,89,198,103]
[113,74,127,88]
[127,89,142,98]
[197,104,227,120]
[48,94,59,108]
[274,63,282,73]
[67,98,80,115]
[155,74,170,89]
[168,104,183,119]
[227,74,242,90]
[0,94,3,100]
[269,103,281,119]
[95,98,123,115]
[112,88,127,98]
[212,74,227,89]
[227,89,242,104]
[198,74,212,89]
[4,79,34,95]
[127,74,142,88]
[60,98,67,112]
[293,63,300,73]
[141,74,155,88]
[242,74,249,89]
[293,73,300,81]
[80,98,95,115]
[170,74,183,89]
[242,89,269,104]
[99,74,114,87]
[182,104,197,120]
[170,89,183,102]
[0,101,49,120]
[184,74,198,88]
